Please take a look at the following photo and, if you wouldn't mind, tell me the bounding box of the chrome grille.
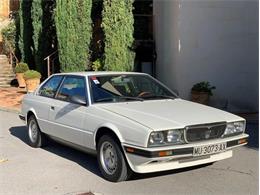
[185,122,226,142]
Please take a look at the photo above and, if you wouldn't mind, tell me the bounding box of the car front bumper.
[123,133,249,173]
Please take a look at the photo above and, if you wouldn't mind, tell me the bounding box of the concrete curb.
[0,106,21,114]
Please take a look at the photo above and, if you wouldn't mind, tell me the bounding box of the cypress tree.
[55,0,92,72]
[31,0,43,73]
[102,0,135,71]
[18,0,34,68]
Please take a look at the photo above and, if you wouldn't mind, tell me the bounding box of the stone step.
[0,62,9,66]
[0,81,11,86]
[0,60,12,67]
[0,65,14,69]
[0,59,9,64]
[0,77,15,82]
[0,67,14,71]
[0,85,12,88]
[0,75,15,79]
[0,55,8,60]
[0,69,15,74]
[0,67,14,72]
[0,72,15,76]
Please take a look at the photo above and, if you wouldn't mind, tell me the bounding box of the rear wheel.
[97,135,132,182]
[27,115,47,148]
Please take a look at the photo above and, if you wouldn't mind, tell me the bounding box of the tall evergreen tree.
[31,0,43,73]
[31,0,56,77]
[18,0,34,68]
[102,0,135,71]
[55,0,92,72]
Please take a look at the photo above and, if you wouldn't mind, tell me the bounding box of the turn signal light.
[126,147,135,153]
[158,150,173,157]
[238,138,247,144]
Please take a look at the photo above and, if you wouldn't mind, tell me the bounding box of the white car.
[19,72,249,182]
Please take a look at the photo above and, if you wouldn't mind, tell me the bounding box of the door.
[48,76,88,146]
[35,75,64,134]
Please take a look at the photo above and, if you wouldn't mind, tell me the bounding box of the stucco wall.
[154,0,258,112]
[0,0,10,17]
[0,0,19,17]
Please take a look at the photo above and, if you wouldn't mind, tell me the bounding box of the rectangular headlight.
[223,121,245,137]
[148,129,185,147]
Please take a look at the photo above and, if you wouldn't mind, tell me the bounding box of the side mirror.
[70,95,87,106]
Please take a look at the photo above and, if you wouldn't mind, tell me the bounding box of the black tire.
[27,115,47,148]
[97,135,132,182]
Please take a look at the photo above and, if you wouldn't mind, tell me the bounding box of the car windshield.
[89,74,177,103]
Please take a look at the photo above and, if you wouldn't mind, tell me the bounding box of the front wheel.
[97,135,132,182]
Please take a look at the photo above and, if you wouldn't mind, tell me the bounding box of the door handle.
[50,106,55,110]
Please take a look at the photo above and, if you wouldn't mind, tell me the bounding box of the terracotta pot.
[16,73,26,88]
[25,78,40,93]
[191,91,209,105]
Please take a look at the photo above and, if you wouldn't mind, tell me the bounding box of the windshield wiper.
[95,97,115,103]
[142,95,176,100]
[118,96,144,101]
[95,96,143,103]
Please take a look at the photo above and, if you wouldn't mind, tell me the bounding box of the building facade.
[0,0,19,17]
[154,0,258,113]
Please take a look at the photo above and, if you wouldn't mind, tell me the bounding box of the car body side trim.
[38,118,93,135]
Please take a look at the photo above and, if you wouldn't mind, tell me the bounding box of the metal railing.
[9,50,19,68]
[44,50,58,77]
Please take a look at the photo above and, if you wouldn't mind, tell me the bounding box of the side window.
[39,76,63,98]
[56,76,86,102]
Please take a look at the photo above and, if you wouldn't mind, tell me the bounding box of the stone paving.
[0,87,26,112]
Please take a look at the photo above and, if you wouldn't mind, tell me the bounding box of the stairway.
[0,55,15,87]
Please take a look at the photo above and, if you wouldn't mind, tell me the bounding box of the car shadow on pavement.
[130,163,213,181]
[9,125,212,182]
[9,125,102,178]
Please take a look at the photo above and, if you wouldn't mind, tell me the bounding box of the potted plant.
[23,70,41,93]
[191,81,216,105]
[15,62,29,88]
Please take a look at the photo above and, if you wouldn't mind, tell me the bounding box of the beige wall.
[0,0,10,17]
[154,0,258,112]
[0,0,19,17]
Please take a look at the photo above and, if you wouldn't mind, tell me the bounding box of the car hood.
[97,99,244,130]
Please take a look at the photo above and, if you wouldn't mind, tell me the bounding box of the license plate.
[193,143,227,157]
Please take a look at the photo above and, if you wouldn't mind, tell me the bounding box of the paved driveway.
[0,110,258,195]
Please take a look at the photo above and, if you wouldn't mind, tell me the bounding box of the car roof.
[52,71,147,77]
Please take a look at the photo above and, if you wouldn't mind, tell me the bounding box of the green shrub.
[1,21,16,54]
[92,59,103,71]
[23,70,41,80]
[102,0,135,71]
[15,62,29,73]
[192,81,216,96]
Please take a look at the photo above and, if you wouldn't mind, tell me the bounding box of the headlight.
[148,130,184,147]
[149,132,164,145]
[223,121,245,137]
